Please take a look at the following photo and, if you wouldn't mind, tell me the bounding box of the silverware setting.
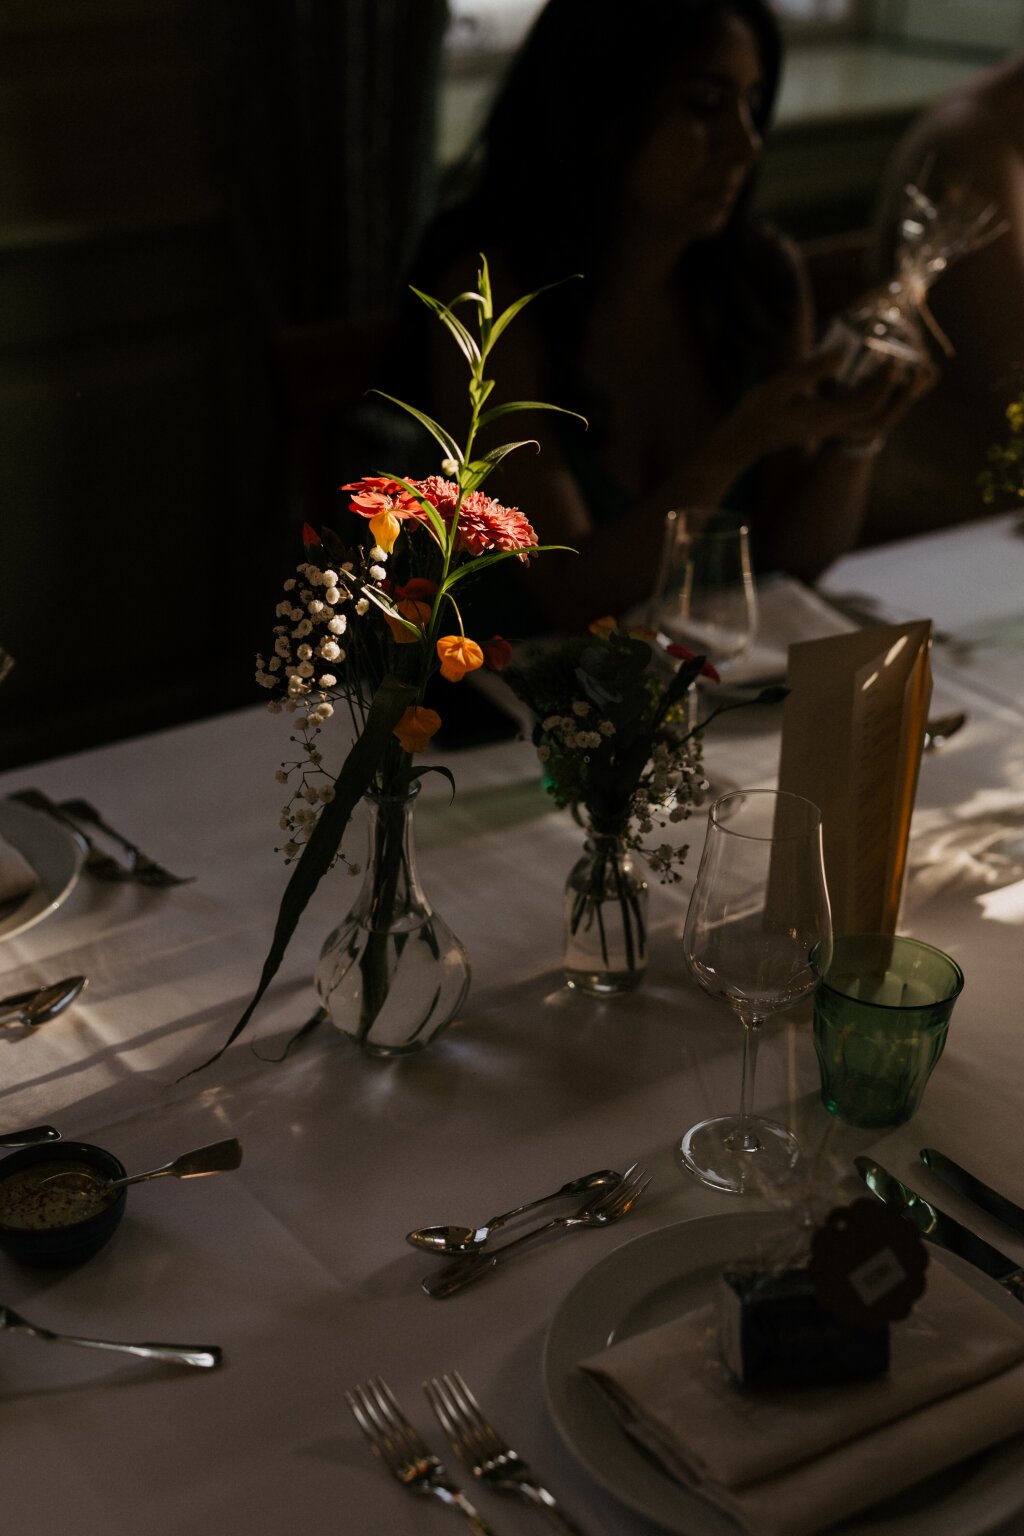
[423,1165,651,1299]
[7,788,192,887]
[40,1137,243,1197]
[920,1146,1024,1238]
[407,1167,621,1255]
[0,1302,221,1368]
[425,1369,588,1535]
[0,1126,61,1147]
[0,975,87,1030]
[347,1376,495,1533]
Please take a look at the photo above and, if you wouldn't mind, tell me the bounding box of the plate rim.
[542,1211,1024,1536]
[0,799,84,941]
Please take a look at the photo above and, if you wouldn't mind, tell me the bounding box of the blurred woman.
[410,0,929,630]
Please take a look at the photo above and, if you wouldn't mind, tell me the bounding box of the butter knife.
[855,1157,1024,1304]
[920,1148,1024,1240]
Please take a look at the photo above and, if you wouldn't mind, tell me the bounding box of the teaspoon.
[0,976,87,1029]
[406,1168,621,1255]
[41,1137,242,1197]
[0,1126,61,1147]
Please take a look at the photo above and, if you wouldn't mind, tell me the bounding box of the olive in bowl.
[0,1141,127,1267]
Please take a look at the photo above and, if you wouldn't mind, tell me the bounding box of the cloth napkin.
[0,834,37,906]
[722,576,856,689]
[581,1261,1024,1536]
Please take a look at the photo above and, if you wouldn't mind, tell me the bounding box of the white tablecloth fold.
[581,1261,1024,1536]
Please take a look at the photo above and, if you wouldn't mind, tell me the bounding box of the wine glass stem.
[732,1012,764,1154]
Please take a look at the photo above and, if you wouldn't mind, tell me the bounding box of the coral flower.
[369,509,401,553]
[395,576,439,603]
[415,476,538,562]
[342,475,422,519]
[394,705,441,753]
[482,635,512,671]
[385,599,432,643]
[437,635,484,682]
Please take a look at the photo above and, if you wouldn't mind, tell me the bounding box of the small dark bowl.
[0,1141,127,1267]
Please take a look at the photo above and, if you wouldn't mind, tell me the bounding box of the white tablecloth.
[2,517,1024,1536]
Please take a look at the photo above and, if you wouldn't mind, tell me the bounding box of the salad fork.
[425,1370,587,1535]
[423,1165,651,1298]
[347,1377,496,1533]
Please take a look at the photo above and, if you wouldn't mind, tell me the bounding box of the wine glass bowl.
[649,510,758,673]
[679,790,832,1194]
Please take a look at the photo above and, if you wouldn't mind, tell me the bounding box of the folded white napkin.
[723,577,856,688]
[0,834,38,906]
[581,1261,1024,1536]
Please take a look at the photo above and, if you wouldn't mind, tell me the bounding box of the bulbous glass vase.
[563,829,648,996]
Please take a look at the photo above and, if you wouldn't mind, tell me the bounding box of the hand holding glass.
[680,790,832,1194]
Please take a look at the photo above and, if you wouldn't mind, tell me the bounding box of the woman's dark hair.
[412,0,796,410]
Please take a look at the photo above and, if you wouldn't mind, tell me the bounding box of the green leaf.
[410,286,482,367]
[410,763,457,802]
[442,543,575,587]
[183,674,417,1076]
[459,440,538,493]
[370,391,463,466]
[486,273,583,351]
[477,400,588,432]
[359,583,426,640]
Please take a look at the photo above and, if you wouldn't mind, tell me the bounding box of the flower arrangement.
[979,394,1024,506]
[502,623,785,992]
[198,258,579,1067]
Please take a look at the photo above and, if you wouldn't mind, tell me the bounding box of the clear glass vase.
[315,785,470,1055]
[564,830,648,996]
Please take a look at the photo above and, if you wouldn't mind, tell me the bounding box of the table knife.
[920,1147,1024,1240]
[854,1157,1024,1304]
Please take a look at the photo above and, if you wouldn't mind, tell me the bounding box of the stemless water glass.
[649,509,758,673]
[679,790,832,1194]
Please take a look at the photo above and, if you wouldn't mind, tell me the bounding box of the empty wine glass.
[679,789,832,1194]
[649,510,758,674]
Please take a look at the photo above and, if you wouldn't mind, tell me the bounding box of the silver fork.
[425,1370,588,1536]
[423,1165,651,1298]
[346,1377,496,1534]
[59,798,193,887]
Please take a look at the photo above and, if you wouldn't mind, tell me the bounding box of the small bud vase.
[564,828,648,995]
[315,784,470,1054]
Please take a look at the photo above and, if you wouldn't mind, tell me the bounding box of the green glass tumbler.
[813,935,964,1129]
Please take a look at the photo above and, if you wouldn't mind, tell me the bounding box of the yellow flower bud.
[369,509,402,553]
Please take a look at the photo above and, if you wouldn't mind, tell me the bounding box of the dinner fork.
[423,1165,651,1298]
[0,1304,221,1368]
[8,789,131,881]
[424,1370,587,1535]
[346,1377,496,1533]
[58,798,193,887]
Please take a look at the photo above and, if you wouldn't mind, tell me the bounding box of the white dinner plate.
[0,800,84,942]
[543,1213,1024,1536]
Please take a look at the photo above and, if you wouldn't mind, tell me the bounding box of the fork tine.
[449,1371,495,1443]
[586,1162,638,1214]
[347,1385,401,1475]
[424,1375,474,1467]
[372,1375,433,1460]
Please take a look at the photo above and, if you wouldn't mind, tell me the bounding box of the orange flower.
[369,509,401,553]
[587,615,617,637]
[437,635,484,682]
[384,599,432,644]
[393,706,441,754]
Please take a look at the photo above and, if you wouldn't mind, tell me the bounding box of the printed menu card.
[777,621,932,936]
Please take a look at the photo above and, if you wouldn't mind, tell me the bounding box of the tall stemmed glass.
[679,790,831,1194]
[649,510,758,675]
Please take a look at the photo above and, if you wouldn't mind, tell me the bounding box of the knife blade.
[920,1148,1024,1240]
[854,1157,1024,1304]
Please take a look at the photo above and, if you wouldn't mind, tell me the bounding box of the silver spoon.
[924,711,967,751]
[0,1126,61,1147]
[406,1168,621,1255]
[0,976,87,1029]
[41,1137,242,1197]
[0,1303,220,1368]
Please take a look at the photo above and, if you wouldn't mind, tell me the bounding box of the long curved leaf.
[184,674,416,1076]
[477,400,588,432]
[442,542,575,587]
[370,390,463,466]
[410,286,482,367]
[487,273,583,349]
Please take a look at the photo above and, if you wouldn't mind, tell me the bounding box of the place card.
[777,621,932,935]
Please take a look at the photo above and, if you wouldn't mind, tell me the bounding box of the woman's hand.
[718,348,938,463]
